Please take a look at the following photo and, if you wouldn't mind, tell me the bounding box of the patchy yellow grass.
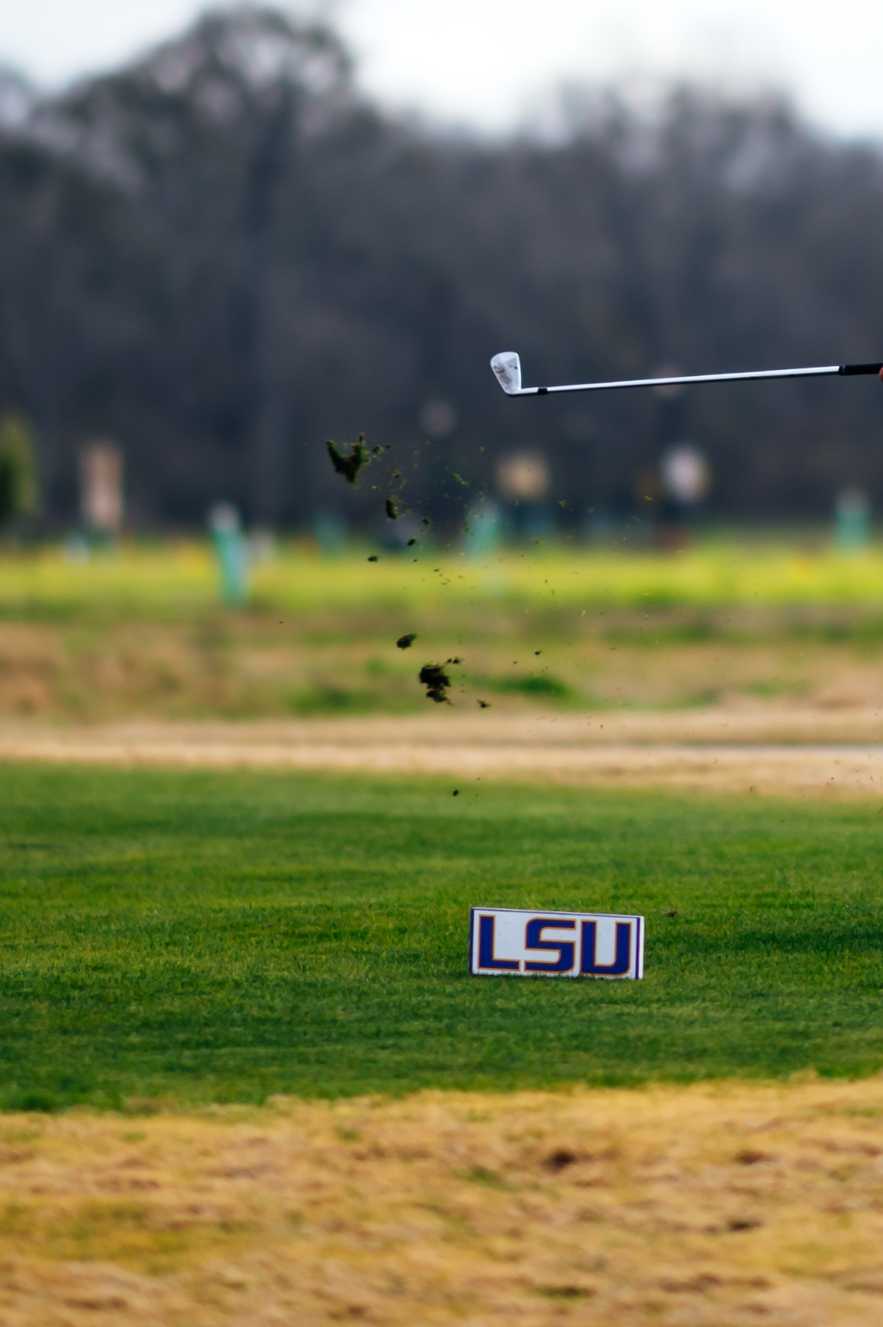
[2,1079,883,1324]
[7,541,883,613]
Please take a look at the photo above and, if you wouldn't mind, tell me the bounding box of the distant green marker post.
[209,503,249,606]
[835,487,871,553]
[464,502,502,559]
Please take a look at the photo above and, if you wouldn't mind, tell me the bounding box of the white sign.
[470,907,644,980]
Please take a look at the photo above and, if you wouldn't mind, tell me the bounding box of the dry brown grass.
[3,709,883,798]
[2,615,883,719]
[2,1078,883,1324]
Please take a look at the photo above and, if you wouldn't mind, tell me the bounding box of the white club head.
[490,350,522,395]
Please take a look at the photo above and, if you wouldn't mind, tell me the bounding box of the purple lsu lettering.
[476,913,633,976]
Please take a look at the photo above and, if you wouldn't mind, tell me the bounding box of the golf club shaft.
[517,361,883,396]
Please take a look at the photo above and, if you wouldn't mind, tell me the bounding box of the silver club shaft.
[522,365,841,396]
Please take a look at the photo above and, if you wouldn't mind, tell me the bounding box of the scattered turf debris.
[396,633,418,650]
[367,555,379,563]
[421,516,431,527]
[452,789,460,797]
[326,435,373,485]
[451,471,469,487]
[477,699,491,709]
[534,649,543,656]
[446,656,463,665]
[385,497,400,520]
[544,1148,578,1173]
[419,661,453,704]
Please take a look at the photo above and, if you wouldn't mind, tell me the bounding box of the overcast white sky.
[3,0,883,139]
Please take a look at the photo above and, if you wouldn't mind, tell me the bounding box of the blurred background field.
[2,536,883,720]
[9,537,883,618]
[2,1,883,735]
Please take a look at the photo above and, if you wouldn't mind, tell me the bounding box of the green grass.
[2,763,882,1111]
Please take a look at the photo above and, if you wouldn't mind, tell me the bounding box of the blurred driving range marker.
[209,502,249,606]
[470,907,644,980]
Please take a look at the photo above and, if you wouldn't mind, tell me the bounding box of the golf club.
[490,350,883,398]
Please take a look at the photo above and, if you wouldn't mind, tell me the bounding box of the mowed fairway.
[3,762,883,1110]
[3,759,883,1325]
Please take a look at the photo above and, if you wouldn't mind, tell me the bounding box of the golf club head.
[490,351,522,395]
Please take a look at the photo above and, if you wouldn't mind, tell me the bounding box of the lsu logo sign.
[470,907,644,980]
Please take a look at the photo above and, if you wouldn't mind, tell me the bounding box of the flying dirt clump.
[396,633,417,650]
[419,662,453,704]
[385,497,401,520]
[326,436,385,484]
[326,436,370,484]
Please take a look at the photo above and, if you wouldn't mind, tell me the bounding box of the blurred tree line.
[1,3,882,531]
